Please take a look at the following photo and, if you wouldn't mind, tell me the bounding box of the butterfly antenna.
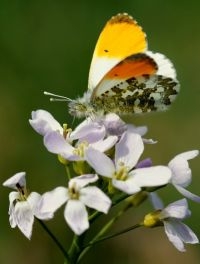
[71,115,76,126]
[44,91,73,102]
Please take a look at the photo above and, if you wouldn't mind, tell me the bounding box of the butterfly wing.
[88,13,147,90]
[91,52,180,114]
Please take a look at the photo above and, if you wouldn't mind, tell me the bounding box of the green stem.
[38,220,71,263]
[88,192,128,223]
[65,165,71,181]
[86,222,142,247]
[77,201,132,263]
[68,233,86,263]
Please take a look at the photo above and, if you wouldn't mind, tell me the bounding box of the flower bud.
[58,154,69,165]
[73,161,91,175]
[127,191,148,207]
[143,210,163,227]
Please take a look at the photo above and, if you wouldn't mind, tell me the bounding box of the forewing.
[92,53,157,98]
[88,13,147,90]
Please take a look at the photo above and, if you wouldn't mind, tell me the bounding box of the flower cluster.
[3,109,199,257]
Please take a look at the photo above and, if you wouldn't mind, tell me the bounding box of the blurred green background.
[0,0,200,263]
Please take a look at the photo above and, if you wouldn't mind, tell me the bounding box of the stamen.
[113,166,128,181]
[68,182,80,199]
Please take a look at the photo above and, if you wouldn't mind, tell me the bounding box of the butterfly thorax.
[68,91,98,118]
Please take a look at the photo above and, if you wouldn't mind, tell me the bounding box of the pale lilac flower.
[86,130,171,194]
[168,150,200,202]
[159,199,199,251]
[71,113,127,139]
[3,172,52,239]
[136,158,152,168]
[30,110,106,143]
[70,117,106,143]
[44,130,117,161]
[71,113,150,141]
[148,192,165,210]
[37,174,111,235]
[101,113,156,143]
[29,110,63,136]
[101,113,127,136]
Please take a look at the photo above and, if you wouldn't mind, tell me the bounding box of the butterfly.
[68,13,180,118]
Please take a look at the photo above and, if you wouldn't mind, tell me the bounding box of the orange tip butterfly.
[67,13,180,118]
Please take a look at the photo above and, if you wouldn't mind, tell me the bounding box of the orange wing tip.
[108,13,145,37]
[109,13,135,24]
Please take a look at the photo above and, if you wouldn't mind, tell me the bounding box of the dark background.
[0,0,199,263]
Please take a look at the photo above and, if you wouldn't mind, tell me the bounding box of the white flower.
[29,110,63,136]
[86,130,171,194]
[3,172,52,239]
[168,150,200,202]
[44,130,117,161]
[71,113,151,141]
[71,113,127,140]
[29,109,106,143]
[69,117,106,143]
[159,199,199,251]
[37,174,111,235]
[101,113,127,136]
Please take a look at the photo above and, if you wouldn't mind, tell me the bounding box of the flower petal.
[171,220,199,244]
[176,150,199,160]
[8,192,20,228]
[174,185,200,203]
[44,131,77,160]
[3,172,26,189]
[136,158,152,168]
[149,192,164,210]
[131,166,171,188]
[38,187,68,214]
[142,138,157,144]
[80,186,111,213]
[27,192,53,220]
[115,131,144,170]
[85,147,115,177]
[160,199,190,220]
[103,113,127,136]
[112,178,141,194]
[29,109,62,136]
[169,150,199,187]
[9,191,20,204]
[163,219,199,252]
[70,118,105,143]
[64,200,89,235]
[14,201,34,239]
[163,220,185,251]
[127,124,147,136]
[91,135,118,152]
[70,174,98,189]
[169,156,192,187]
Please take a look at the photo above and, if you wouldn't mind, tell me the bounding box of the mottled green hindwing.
[92,75,180,114]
